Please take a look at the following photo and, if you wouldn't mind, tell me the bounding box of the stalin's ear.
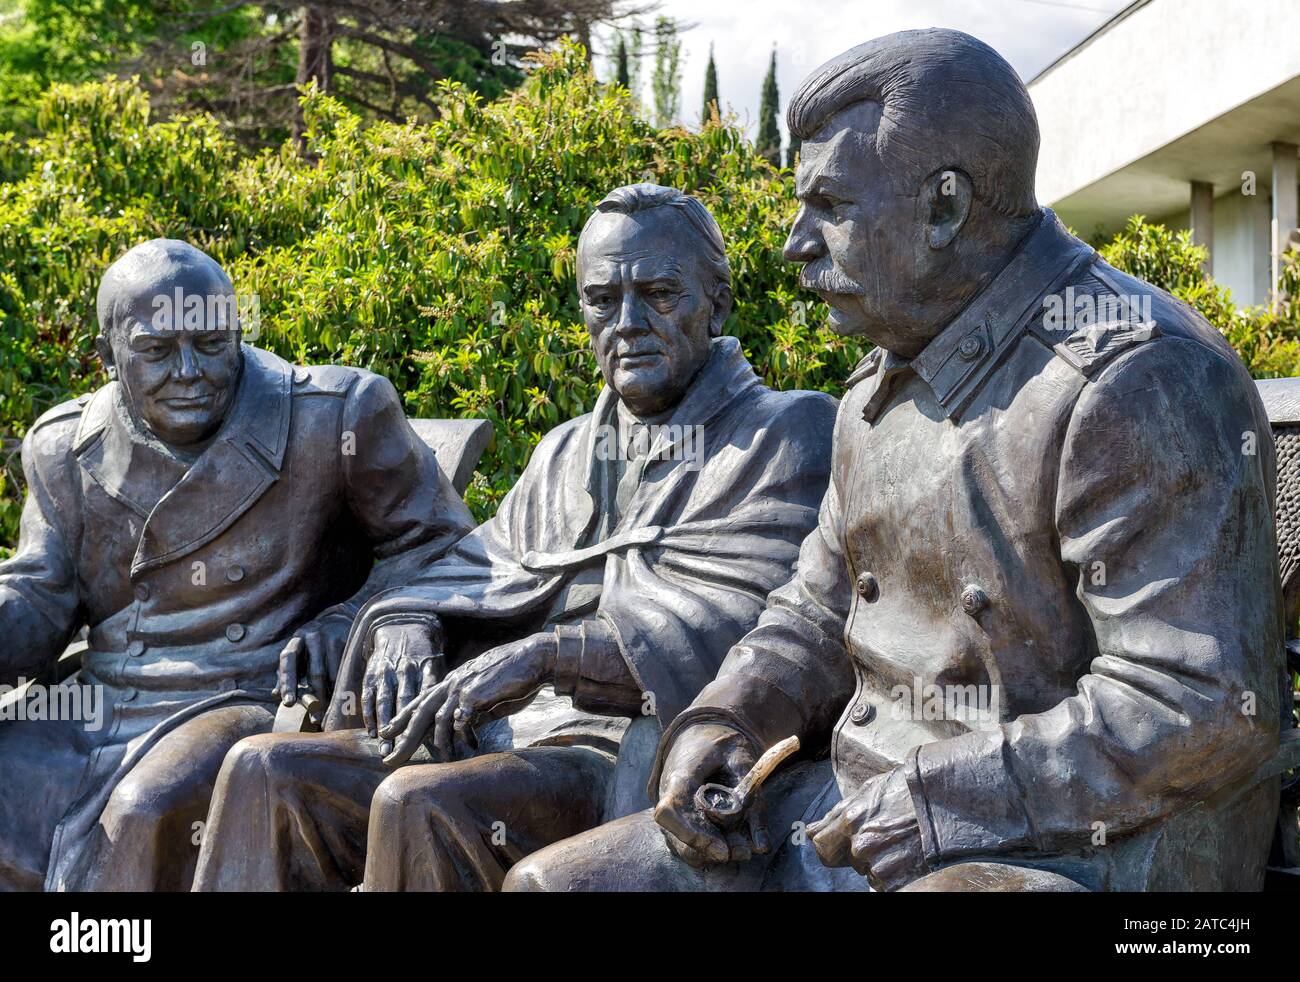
[923,167,973,251]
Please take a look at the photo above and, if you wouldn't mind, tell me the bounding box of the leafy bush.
[5,47,1300,558]
[0,42,857,551]
[1097,215,1300,378]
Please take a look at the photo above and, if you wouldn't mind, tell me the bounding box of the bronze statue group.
[0,30,1289,893]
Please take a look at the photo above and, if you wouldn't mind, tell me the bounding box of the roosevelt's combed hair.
[580,183,731,295]
[787,29,1040,218]
[97,238,235,338]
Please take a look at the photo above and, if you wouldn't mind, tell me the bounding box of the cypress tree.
[757,47,781,167]
[615,34,630,89]
[702,43,719,123]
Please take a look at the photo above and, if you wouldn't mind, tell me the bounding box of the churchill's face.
[578,210,727,416]
[97,268,243,448]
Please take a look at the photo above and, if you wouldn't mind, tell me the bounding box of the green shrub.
[0,43,857,552]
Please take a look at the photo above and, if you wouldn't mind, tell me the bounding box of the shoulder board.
[290,363,362,396]
[1051,319,1160,377]
[29,391,94,435]
[845,348,883,388]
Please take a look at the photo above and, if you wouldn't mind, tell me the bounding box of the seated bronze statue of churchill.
[0,239,474,891]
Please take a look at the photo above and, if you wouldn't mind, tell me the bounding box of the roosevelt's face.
[578,210,723,416]
[783,101,930,346]
[100,270,243,447]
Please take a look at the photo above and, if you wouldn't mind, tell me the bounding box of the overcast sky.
[595,0,1132,141]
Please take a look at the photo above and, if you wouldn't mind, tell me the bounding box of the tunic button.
[119,687,138,703]
[226,565,245,583]
[856,571,879,602]
[134,583,150,602]
[850,702,874,725]
[958,333,985,362]
[226,623,246,643]
[127,640,146,658]
[961,584,989,617]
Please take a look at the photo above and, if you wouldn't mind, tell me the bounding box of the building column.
[1190,180,1214,276]
[1272,142,1298,309]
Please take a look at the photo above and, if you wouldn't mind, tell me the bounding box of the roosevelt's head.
[784,29,1041,356]
[95,239,243,448]
[577,184,733,417]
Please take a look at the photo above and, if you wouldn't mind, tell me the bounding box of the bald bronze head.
[95,239,244,448]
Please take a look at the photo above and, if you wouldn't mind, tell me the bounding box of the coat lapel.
[130,345,292,576]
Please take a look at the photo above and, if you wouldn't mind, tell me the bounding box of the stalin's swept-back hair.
[97,238,236,339]
[788,29,1040,218]
[580,183,731,296]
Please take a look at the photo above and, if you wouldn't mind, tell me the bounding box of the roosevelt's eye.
[587,293,616,310]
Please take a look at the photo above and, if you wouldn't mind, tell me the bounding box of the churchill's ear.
[708,283,733,337]
[94,334,118,380]
[923,167,973,251]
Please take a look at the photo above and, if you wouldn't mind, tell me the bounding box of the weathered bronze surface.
[191,185,838,891]
[0,240,474,890]
[506,30,1288,893]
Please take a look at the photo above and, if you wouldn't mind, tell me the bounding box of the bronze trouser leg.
[0,715,87,892]
[363,745,615,892]
[899,862,1089,892]
[193,728,426,891]
[76,703,276,892]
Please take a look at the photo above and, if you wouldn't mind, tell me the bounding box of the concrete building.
[1028,0,1300,308]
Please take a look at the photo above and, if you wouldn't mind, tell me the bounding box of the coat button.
[127,640,146,657]
[133,583,150,602]
[226,565,245,583]
[856,571,879,602]
[226,623,246,643]
[850,702,874,725]
[119,687,138,702]
[961,584,989,617]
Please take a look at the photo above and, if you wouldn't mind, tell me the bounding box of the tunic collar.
[861,210,1094,423]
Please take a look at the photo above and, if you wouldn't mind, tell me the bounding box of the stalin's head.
[783,29,1042,357]
[95,239,244,448]
[577,184,733,417]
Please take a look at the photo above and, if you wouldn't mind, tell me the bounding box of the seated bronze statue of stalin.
[192,184,839,892]
[0,240,474,891]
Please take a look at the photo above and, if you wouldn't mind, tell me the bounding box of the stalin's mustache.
[800,261,866,297]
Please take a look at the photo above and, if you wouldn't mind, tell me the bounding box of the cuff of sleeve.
[902,746,941,870]
[553,624,584,696]
[646,706,767,802]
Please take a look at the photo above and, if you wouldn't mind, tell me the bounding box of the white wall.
[1031,0,1300,205]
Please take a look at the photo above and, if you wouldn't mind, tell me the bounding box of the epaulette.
[845,348,883,388]
[1050,318,1160,377]
[290,363,362,396]
[28,391,94,435]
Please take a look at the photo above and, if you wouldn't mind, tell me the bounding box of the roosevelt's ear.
[923,167,973,251]
[708,283,733,337]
